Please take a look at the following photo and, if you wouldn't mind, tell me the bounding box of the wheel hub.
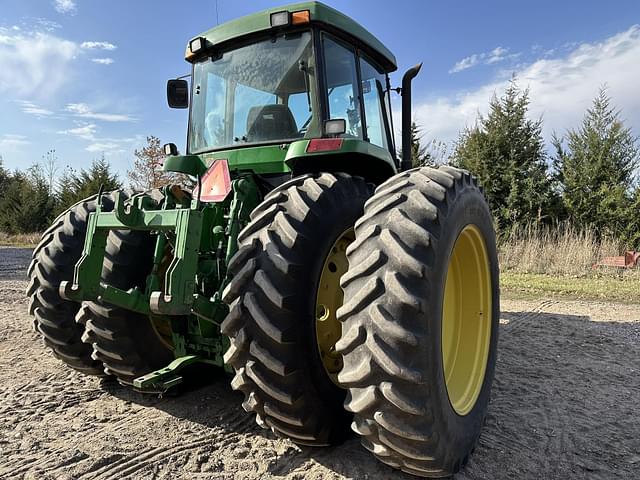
[315,229,354,382]
[442,224,492,416]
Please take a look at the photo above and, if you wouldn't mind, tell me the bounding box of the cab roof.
[192,1,397,72]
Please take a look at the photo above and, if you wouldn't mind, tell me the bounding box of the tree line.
[408,81,639,247]
[0,136,168,234]
[1,85,638,247]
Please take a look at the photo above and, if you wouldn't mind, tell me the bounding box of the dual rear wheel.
[223,166,499,477]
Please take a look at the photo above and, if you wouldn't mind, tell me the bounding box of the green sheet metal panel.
[192,1,397,72]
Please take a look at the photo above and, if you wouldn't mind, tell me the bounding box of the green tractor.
[26,2,499,477]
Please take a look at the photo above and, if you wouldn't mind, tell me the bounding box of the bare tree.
[42,149,59,194]
[128,136,181,190]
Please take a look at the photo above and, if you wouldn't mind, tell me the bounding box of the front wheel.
[337,166,500,477]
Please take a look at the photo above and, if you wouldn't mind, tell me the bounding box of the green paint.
[132,355,202,392]
[193,1,396,72]
[285,138,397,172]
[200,144,290,174]
[164,154,208,176]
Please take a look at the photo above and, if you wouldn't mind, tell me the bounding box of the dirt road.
[1,247,639,479]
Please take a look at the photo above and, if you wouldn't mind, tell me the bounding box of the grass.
[499,223,623,276]
[499,222,640,303]
[2,223,639,304]
[0,231,41,248]
[501,271,640,304]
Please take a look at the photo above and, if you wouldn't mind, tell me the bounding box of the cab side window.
[359,57,389,150]
[322,35,362,138]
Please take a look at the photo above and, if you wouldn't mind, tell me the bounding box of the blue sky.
[1,0,639,180]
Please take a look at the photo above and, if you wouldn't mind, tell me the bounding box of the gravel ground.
[1,246,639,479]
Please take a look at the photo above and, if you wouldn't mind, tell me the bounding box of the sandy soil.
[1,247,639,479]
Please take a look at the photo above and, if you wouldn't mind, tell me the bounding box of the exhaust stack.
[401,63,423,171]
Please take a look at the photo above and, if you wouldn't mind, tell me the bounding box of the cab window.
[359,56,390,150]
[322,35,362,138]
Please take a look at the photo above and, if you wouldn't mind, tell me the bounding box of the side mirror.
[163,143,178,156]
[167,79,189,109]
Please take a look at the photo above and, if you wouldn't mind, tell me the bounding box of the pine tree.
[626,187,640,248]
[55,156,121,214]
[554,88,639,238]
[0,166,55,233]
[398,122,432,168]
[0,155,9,193]
[128,136,179,190]
[452,80,557,229]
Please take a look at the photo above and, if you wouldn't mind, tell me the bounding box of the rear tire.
[79,190,173,386]
[337,166,499,477]
[26,195,116,375]
[222,173,372,446]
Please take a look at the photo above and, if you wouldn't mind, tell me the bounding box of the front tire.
[26,195,116,375]
[222,173,372,445]
[337,166,499,477]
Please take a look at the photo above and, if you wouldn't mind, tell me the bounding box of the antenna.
[215,0,219,25]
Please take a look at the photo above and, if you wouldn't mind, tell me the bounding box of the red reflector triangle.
[194,159,232,203]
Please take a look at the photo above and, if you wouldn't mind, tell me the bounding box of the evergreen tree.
[451,80,557,229]
[55,156,121,214]
[407,122,430,167]
[128,136,179,190]
[626,187,640,248]
[0,166,54,233]
[0,155,9,193]
[554,88,639,238]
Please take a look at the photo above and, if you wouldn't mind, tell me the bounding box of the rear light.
[193,159,232,203]
[306,138,343,153]
[291,10,310,24]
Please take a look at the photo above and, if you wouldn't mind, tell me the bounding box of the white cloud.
[34,18,62,32]
[487,46,509,64]
[91,57,114,65]
[65,103,135,122]
[53,0,76,14]
[0,134,30,151]
[58,123,97,140]
[449,46,516,73]
[81,41,117,51]
[415,25,640,148]
[18,101,54,117]
[86,142,121,153]
[449,54,481,74]
[0,29,78,98]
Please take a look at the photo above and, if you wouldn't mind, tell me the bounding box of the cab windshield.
[189,31,316,153]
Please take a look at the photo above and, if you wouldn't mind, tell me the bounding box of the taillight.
[306,138,343,153]
[193,159,232,203]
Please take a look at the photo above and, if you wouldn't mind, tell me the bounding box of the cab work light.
[193,159,232,203]
[270,11,290,27]
[190,37,205,54]
[186,37,206,61]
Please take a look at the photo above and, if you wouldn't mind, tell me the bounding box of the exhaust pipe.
[401,63,423,172]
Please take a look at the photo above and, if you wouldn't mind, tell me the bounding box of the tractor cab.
[168,1,406,183]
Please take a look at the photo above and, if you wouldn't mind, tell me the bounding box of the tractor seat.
[246,104,298,142]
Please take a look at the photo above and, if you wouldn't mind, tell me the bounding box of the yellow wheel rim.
[315,229,354,383]
[442,224,492,416]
